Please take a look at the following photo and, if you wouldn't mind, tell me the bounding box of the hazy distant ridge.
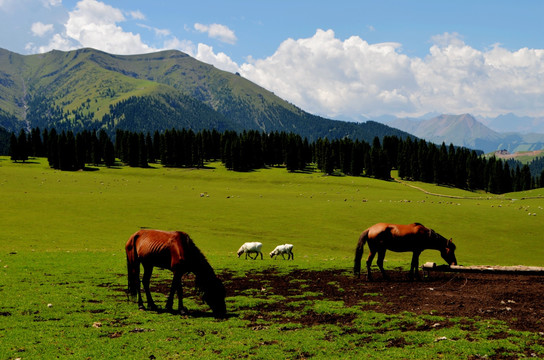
[389,114,544,153]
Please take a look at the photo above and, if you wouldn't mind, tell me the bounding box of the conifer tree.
[9,133,18,162]
[16,129,28,162]
[103,138,115,167]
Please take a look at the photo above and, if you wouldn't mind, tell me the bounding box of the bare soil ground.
[221,268,544,333]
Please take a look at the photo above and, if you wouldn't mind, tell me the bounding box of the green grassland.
[1,157,543,359]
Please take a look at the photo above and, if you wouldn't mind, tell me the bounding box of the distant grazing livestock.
[354,222,457,281]
[237,242,263,260]
[270,244,294,260]
[125,229,226,318]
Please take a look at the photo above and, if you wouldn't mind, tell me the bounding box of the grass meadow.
[1,157,543,359]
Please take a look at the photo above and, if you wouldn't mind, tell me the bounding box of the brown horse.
[125,229,226,318]
[354,223,457,280]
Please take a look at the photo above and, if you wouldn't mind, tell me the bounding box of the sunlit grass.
[1,157,543,359]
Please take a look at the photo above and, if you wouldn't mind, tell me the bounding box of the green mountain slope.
[0,47,412,142]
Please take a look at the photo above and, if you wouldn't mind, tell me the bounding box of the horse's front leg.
[177,283,189,315]
[409,252,422,280]
[175,274,189,316]
[166,271,182,313]
[259,251,263,260]
[142,265,158,311]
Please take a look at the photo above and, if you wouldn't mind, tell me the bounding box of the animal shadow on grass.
[139,306,237,319]
[136,277,236,320]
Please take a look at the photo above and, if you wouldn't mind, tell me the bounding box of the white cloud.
[64,0,154,54]
[233,29,544,118]
[33,0,156,54]
[193,43,239,73]
[194,23,237,45]
[31,22,54,37]
[138,23,171,37]
[163,36,195,54]
[240,29,417,118]
[129,10,145,20]
[42,0,61,7]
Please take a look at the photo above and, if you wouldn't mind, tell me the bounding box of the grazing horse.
[354,223,457,280]
[125,229,226,318]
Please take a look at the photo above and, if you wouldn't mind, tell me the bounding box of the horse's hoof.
[179,307,189,316]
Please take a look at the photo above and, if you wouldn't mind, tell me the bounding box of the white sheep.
[237,242,263,260]
[269,244,294,260]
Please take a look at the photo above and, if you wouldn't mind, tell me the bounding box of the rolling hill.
[0,47,411,143]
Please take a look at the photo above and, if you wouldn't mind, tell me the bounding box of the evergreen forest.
[8,127,544,194]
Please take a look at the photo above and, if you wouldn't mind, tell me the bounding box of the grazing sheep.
[237,242,263,260]
[269,244,294,260]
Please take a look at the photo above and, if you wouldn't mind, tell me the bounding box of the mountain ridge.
[389,114,544,153]
[0,47,412,143]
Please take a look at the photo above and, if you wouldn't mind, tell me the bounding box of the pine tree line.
[9,127,544,194]
[10,128,115,170]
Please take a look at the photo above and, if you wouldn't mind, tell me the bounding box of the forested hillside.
[0,48,412,143]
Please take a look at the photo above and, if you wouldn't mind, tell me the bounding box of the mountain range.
[0,47,410,143]
[388,114,544,154]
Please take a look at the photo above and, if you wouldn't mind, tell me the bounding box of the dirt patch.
[221,268,544,333]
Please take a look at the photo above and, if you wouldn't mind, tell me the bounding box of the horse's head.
[440,238,457,266]
[430,229,456,266]
[198,276,227,318]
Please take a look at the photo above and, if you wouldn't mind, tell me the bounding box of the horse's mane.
[182,234,212,271]
[181,233,221,293]
[429,228,451,249]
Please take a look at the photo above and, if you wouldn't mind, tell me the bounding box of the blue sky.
[2,0,544,126]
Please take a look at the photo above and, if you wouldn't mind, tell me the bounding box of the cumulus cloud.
[234,29,544,118]
[31,22,54,37]
[240,29,418,118]
[33,0,156,54]
[193,43,239,73]
[194,23,237,44]
[64,0,154,54]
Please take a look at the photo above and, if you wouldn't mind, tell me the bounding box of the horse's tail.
[125,233,140,297]
[354,230,368,277]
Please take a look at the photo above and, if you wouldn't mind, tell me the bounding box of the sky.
[2,0,544,124]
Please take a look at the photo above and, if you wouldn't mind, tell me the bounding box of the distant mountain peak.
[389,113,544,153]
